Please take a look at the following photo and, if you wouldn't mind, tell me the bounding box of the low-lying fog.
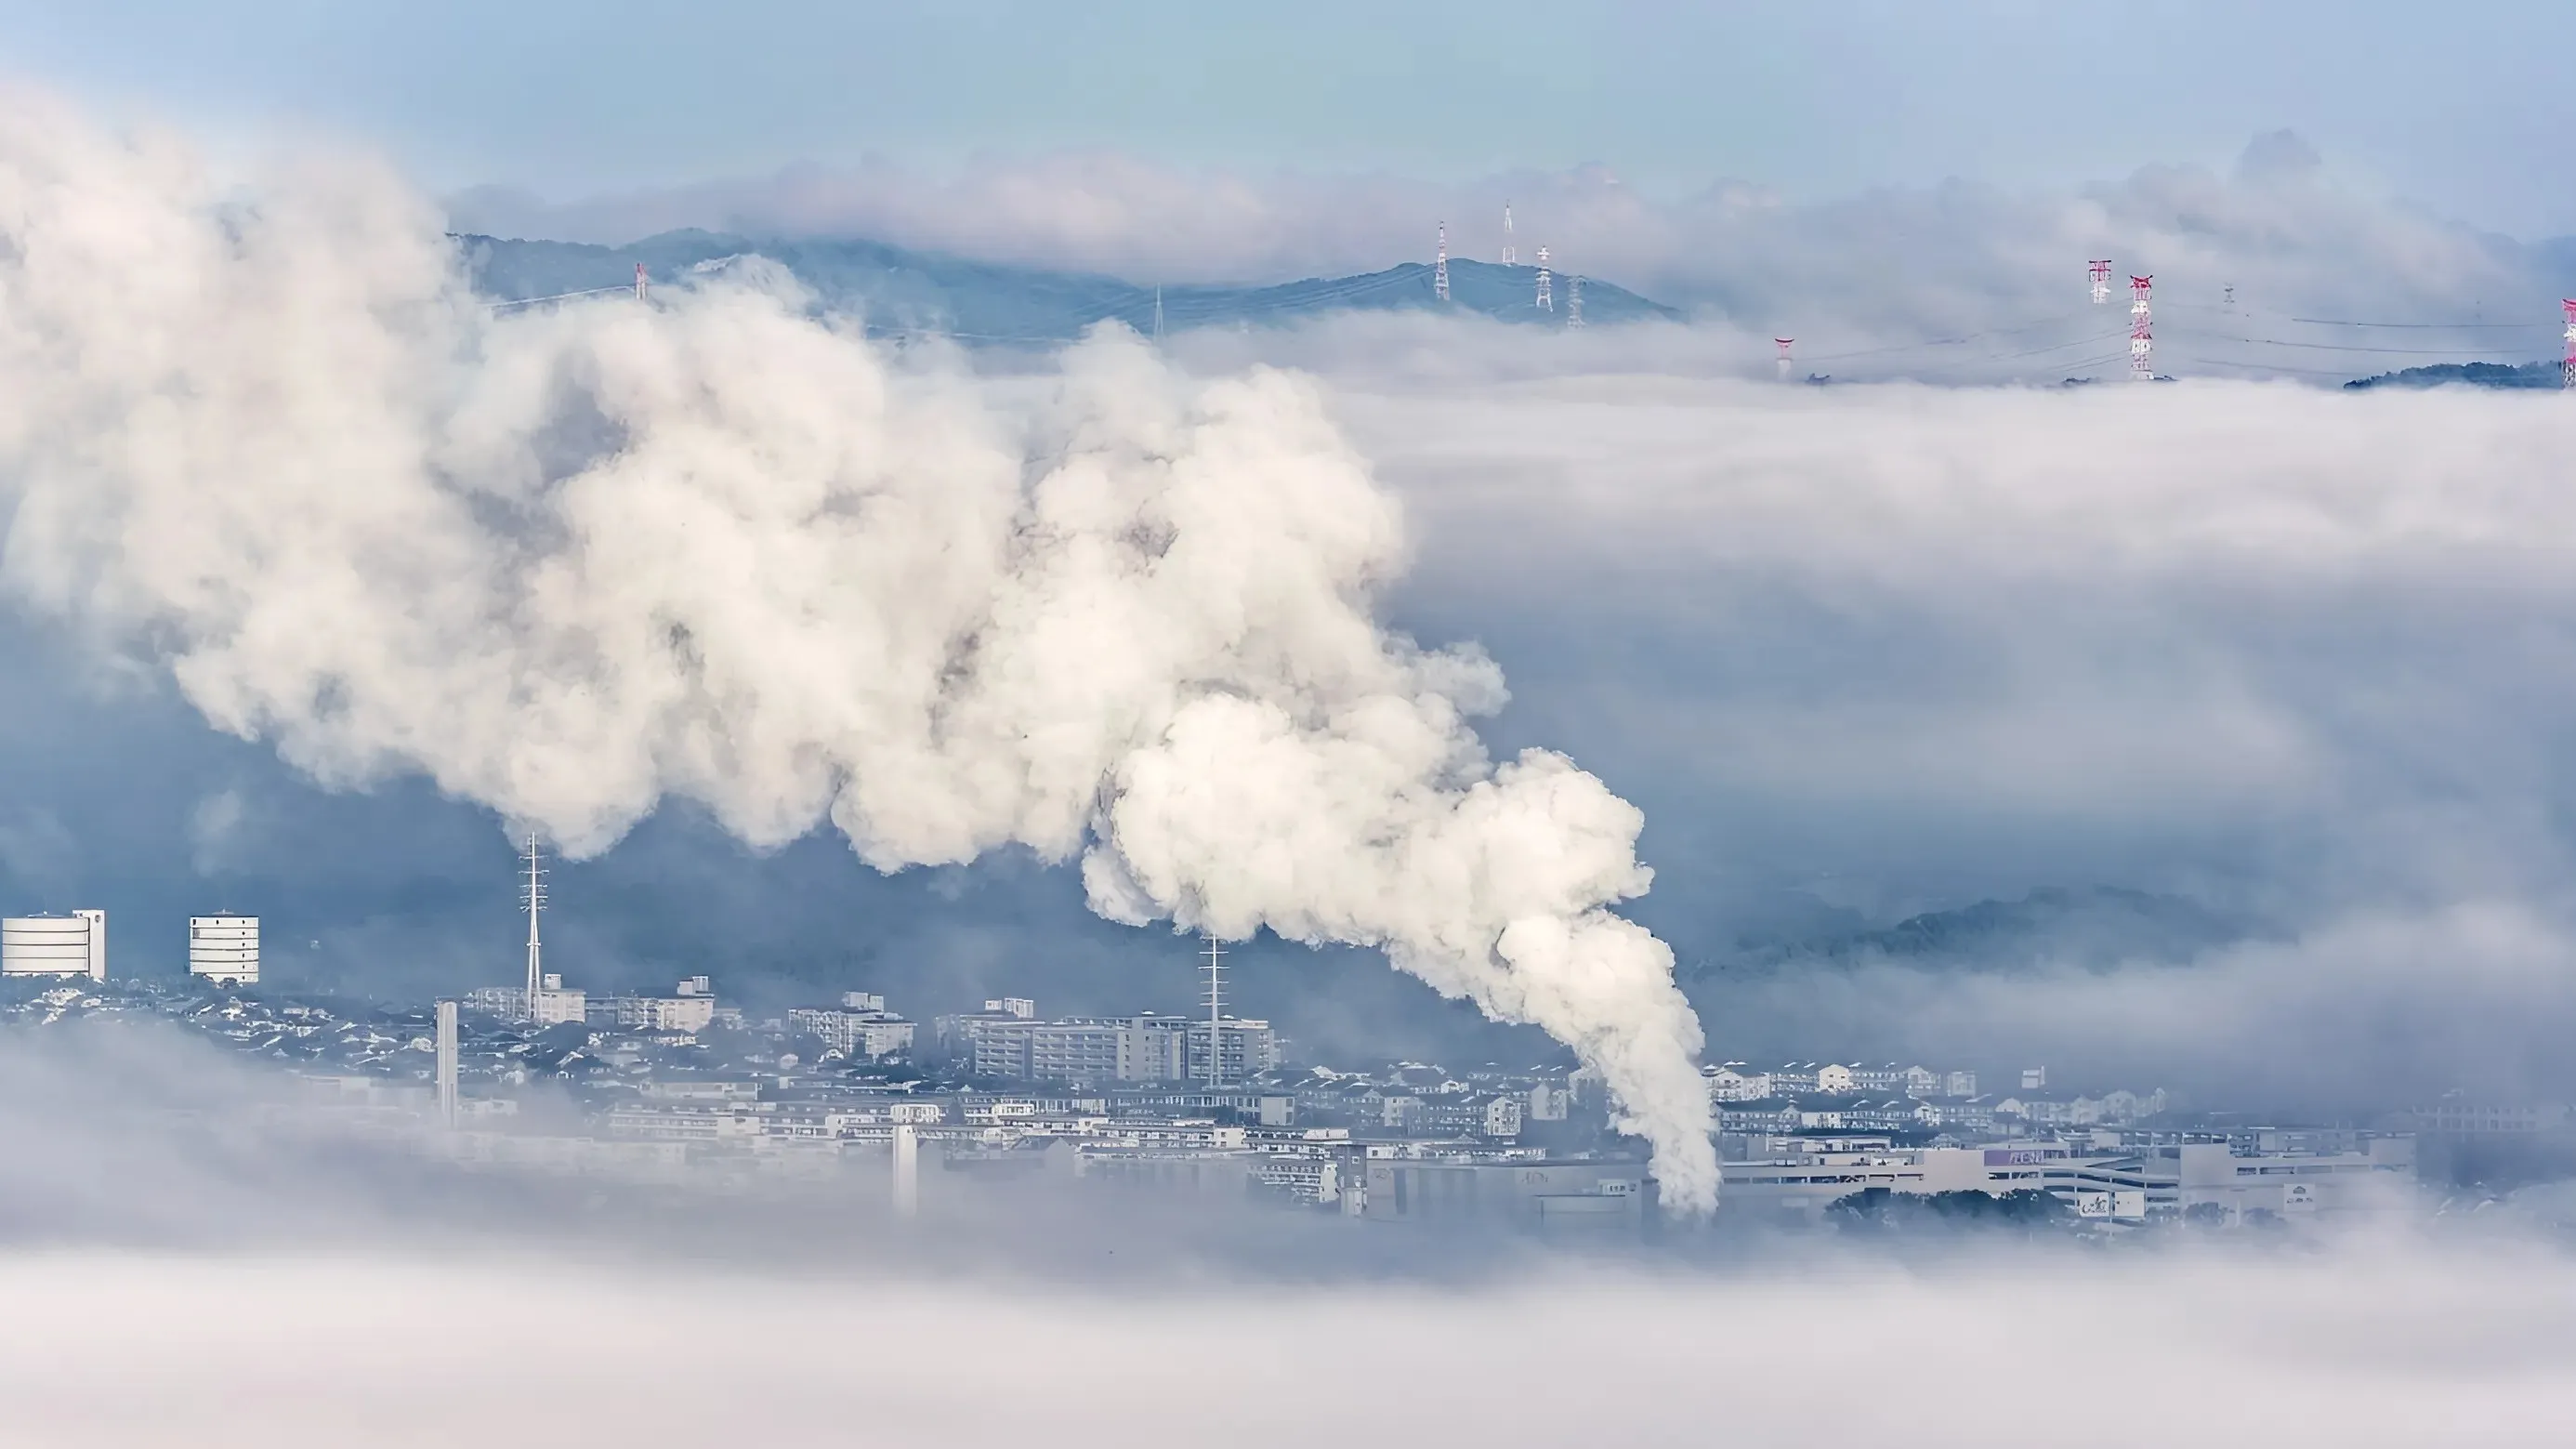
[3,1238,2569,1445]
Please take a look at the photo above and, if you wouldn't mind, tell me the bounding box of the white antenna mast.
[1202,931,1227,1090]
[521,832,546,1014]
[1434,221,1450,302]
[1501,202,1516,266]
[1535,244,1552,311]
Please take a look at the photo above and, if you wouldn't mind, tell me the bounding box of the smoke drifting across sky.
[0,93,1718,1204]
[7,86,2576,1117]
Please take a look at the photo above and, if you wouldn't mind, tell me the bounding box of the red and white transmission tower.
[1775,337,1795,383]
[2089,259,2113,305]
[1434,222,1450,302]
[1535,245,1552,311]
[1502,202,1517,265]
[634,263,649,302]
[2129,275,2154,381]
[2561,300,2576,390]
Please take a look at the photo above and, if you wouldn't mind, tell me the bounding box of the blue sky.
[5,1,2575,232]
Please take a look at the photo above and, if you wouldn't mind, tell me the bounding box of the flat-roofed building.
[2,910,104,981]
[188,914,258,984]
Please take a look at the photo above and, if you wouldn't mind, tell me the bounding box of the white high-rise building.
[188,914,258,984]
[2,910,105,981]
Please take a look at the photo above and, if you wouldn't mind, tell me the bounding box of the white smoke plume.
[0,95,1717,1204]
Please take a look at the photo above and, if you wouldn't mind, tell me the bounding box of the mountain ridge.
[456,229,1683,342]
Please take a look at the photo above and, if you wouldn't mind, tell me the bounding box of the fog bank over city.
[4,1238,2573,1446]
[3,1021,2574,1447]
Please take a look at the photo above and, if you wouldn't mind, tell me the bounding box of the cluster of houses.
[1706,1060,2170,1137]
[1275,1062,1579,1141]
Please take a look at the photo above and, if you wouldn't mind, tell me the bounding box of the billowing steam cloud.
[0,96,1717,1204]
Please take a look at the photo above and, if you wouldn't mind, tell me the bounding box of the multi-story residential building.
[1705,1063,1773,1102]
[956,1012,1195,1085]
[953,1009,1279,1087]
[1851,1063,1908,1093]
[188,915,258,984]
[1,910,105,981]
[1528,1081,1571,1122]
[1183,1017,1281,1084]
[465,975,585,1025]
[786,992,916,1060]
[593,976,721,1034]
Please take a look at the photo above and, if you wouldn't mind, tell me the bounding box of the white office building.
[188,914,258,984]
[2,910,105,981]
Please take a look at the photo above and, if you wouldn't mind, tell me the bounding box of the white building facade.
[188,914,258,984]
[2,910,105,981]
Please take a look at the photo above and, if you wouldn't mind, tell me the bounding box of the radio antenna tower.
[1201,931,1228,1090]
[2089,259,2113,305]
[2561,300,2576,390]
[1502,202,1517,265]
[1567,275,1584,327]
[520,832,547,1014]
[1152,285,1164,339]
[1535,244,1552,311]
[633,263,648,303]
[2129,275,2155,381]
[1434,221,1451,302]
[1775,337,1795,383]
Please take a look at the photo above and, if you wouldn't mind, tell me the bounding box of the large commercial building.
[2,910,105,981]
[188,914,258,984]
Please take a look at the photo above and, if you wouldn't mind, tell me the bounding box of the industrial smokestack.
[0,95,1718,1208]
[435,999,458,1126]
[891,1125,920,1218]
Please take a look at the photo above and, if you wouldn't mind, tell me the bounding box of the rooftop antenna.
[2129,275,2155,381]
[2562,300,2576,390]
[2089,259,2113,305]
[1434,221,1450,302]
[1567,274,1584,327]
[633,263,648,303]
[1202,931,1227,1090]
[1535,244,1553,311]
[1775,337,1795,383]
[520,832,546,1017]
[1502,202,1517,266]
